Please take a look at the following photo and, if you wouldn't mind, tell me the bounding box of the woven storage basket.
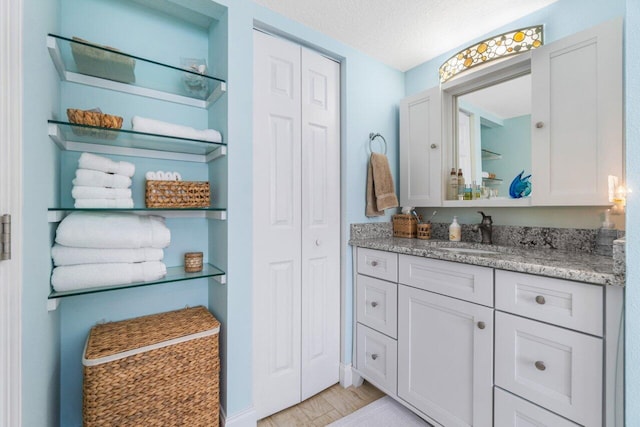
[67,108,123,140]
[416,223,432,240]
[83,306,220,427]
[71,36,136,84]
[392,214,420,238]
[145,180,210,208]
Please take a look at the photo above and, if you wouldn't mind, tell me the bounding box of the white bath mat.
[327,396,431,426]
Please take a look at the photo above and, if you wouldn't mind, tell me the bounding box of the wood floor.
[257,381,385,427]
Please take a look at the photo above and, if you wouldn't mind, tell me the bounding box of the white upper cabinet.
[531,18,622,205]
[399,86,442,207]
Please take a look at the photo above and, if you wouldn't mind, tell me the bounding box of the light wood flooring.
[257,381,385,427]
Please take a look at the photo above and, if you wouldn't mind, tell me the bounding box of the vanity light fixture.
[439,25,544,83]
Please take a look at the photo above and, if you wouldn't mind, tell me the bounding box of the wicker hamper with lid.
[82,306,220,427]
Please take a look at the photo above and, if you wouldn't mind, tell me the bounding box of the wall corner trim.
[221,405,258,427]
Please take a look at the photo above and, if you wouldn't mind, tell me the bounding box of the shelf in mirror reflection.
[443,198,531,208]
[48,263,226,300]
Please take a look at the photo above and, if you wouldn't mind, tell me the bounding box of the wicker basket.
[417,223,432,240]
[71,36,136,84]
[392,214,421,238]
[83,306,220,427]
[184,252,204,272]
[67,108,123,140]
[145,180,210,208]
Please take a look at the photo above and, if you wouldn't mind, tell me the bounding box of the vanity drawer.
[495,270,603,336]
[357,274,397,338]
[357,248,398,282]
[398,254,493,306]
[495,312,602,426]
[494,388,580,427]
[356,323,397,394]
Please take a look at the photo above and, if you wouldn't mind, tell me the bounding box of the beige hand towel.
[366,153,399,217]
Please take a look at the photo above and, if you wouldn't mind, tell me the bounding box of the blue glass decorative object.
[509,170,532,198]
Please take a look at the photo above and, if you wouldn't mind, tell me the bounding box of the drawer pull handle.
[371,353,379,360]
[536,121,544,128]
[535,295,546,305]
[371,301,379,308]
[535,361,546,371]
[370,261,378,267]
[477,321,486,330]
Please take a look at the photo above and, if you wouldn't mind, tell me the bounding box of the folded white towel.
[131,116,222,143]
[72,186,132,200]
[145,171,157,181]
[51,261,167,291]
[73,169,132,189]
[56,212,170,249]
[174,172,182,181]
[79,153,135,177]
[157,171,167,180]
[51,244,164,266]
[74,198,134,208]
[481,171,490,178]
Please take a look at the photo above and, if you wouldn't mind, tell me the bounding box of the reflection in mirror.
[455,74,531,200]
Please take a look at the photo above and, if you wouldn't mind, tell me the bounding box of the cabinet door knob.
[370,260,378,267]
[477,321,486,330]
[371,301,379,308]
[315,239,322,246]
[430,143,437,149]
[535,295,546,305]
[536,121,544,128]
[534,361,546,371]
[371,353,378,360]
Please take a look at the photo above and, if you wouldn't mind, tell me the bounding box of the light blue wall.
[21,0,61,426]
[625,0,640,424]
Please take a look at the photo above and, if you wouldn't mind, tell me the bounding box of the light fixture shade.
[439,25,543,83]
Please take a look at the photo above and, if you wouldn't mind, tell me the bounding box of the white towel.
[72,186,132,200]
[79,152,135,177]
[55,212,170,249]
[73,169,132,189]
[131,116,222,143]
[51,244,164,266]
[145,171,157,180]
[74,198,134,208]
[51,261,167,291]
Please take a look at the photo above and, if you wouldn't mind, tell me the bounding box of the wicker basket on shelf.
[66,108,123,140]
[392,214,421,238]
[145,180,210,208]
[83,306,220,427]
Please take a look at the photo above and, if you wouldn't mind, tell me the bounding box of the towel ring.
[368,132,387,155]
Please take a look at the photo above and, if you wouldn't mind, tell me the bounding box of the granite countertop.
[349,237,621,287]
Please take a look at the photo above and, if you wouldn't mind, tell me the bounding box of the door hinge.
[1,214,10,260]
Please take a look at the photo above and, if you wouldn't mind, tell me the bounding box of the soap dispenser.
[449,216,461,242]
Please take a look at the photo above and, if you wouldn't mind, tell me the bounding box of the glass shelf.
[48,121,227,163]
[48,263,226,300]
[47,208,227,222]
[47,34,226,108]
[481,149,502,160]
[482,177,503,186]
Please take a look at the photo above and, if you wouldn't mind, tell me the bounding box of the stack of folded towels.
[132,116,222,143]
[51,211,170,292]
[72,152,135,208]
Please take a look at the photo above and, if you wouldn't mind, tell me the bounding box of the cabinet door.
[398,285,493,427]
[399,86,442,207]
[531,18,622,205]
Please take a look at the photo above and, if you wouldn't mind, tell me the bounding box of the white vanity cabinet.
[399,86,442,207]
[531,18,623,206]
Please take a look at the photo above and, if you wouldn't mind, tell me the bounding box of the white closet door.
[300,47,340,401]
[253,30,302,418]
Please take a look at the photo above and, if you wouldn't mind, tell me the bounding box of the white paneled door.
[253,30,341,419]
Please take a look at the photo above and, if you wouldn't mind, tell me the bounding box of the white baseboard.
[339,362,362,388]
[221,405,258,427]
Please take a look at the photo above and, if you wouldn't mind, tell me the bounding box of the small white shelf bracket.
[213,275,226,285]
[47,298,60,312]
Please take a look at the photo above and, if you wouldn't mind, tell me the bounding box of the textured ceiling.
[253,0,557,71]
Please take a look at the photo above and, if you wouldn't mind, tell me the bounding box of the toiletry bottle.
[464,184,472,200]
[473,181,481,199]
[449,216,461,241]
[457,169,465,198]
[449,168,458,200]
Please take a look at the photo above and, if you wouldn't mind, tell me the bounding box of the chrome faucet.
[473,211,493,244]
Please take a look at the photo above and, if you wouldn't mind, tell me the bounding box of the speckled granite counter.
[349,223,624,287]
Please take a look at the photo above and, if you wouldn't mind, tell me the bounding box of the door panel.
[301,46,341,401]
[253,30,302,418]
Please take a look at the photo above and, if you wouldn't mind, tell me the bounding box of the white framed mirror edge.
[440,52,533,207]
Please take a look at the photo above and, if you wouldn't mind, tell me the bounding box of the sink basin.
[438,247,499,255]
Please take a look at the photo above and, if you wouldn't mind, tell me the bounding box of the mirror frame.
[441,52,533,207]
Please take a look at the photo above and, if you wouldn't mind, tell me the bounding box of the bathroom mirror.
[455,74,532,199]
